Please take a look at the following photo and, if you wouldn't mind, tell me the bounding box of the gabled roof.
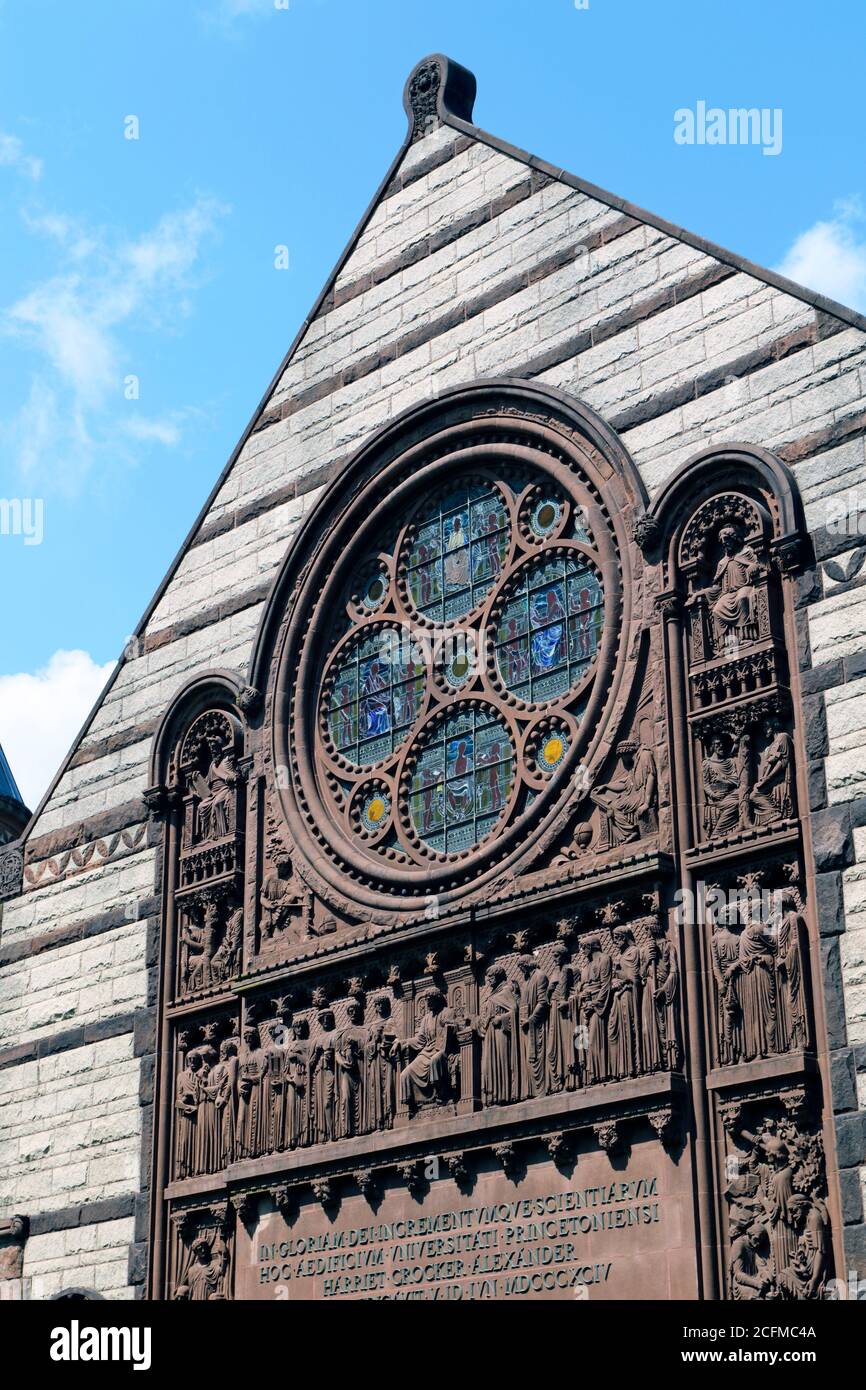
[16,54,866,845]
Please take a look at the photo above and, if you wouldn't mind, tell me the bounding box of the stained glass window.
[495,556,604,703]
[326,627,426,766]
[405,482,510,622]
[408,707,514,853]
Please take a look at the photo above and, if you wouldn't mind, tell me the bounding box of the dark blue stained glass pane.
[409,708,514,852]
[325,628,426,767]
[405,482,510,622]
[494,556,603,703]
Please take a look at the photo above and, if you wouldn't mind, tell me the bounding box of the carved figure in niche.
[743,1130,799,1284]
[363,997,399,1132]
[590,739,657,849]
[608,925,640,1079]
[651,919,682,1070]
[711,902,744,1064]
[516,955,549,1100]
[175,1052,202,1179]
[638,927,664,1073]
[192,732,237,843]
[310,1008,338,1143]
[702,734,747,839]
[728,1213,776,1300]
[179,897,221,994]
[773,888,810,1052]
[399,988,457,1112]
[178,1234,228,1301]
[738,913,777,1061]
[208,1038,238,1170]
[546,942,577,1093]
[749,718,794,826]
[725,1115,832,1300]
[262,1017,290,1154]
[237,1023,266,1159]
[576,934,612,1085]
[211,906,242,983]
[194,1042,218,1175]
[777,1194,830,1300]
[707,524,762,651]
[335,998,366,1138]
[285,1017,312,1149]
[260,850,304,941]
[477,964,519,1107]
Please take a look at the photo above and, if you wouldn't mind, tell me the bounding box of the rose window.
[273,391,626,907]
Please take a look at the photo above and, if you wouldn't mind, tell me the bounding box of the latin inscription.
[256,1178,660,1300]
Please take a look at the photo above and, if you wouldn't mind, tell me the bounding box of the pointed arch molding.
[147,669,245,802]
[246,379,651,917]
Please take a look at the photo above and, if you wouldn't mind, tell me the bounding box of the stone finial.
[403,54,477,142]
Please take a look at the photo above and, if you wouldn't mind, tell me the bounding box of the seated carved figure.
[776,1194,830,1300]
[749,717,794,826]
[193,735,237,843]
[259,851,302,940]
[399,988,456,1111]
[590,740,657,848]
[702,735,745,839]
[708,524,761,651]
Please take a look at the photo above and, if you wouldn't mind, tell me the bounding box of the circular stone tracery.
[323,625,426,768]
[406,704,516,854]
[271,386,633,904]
[492,552,604,704]
[314,470,608,860]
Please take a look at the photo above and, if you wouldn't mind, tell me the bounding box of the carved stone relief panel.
[147,400,839,1301]
[720,1091,833,1300]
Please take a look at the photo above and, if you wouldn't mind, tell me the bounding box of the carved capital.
[655,591,681,622]
[492,1141,521,1179]
[230,1191,259,1227]
[396,1160,424,1196]
[142,784,167,821]
[270,1185,296,1221]
[719,1099,743,1134]
[238,685,261,715]
[311,1178,334,1207]
[632,512,661,555]
[0,844,24,901]
[647,1107,676,1146]
[546,1132,571,1166]
[593,1121,622,1154]
[354,1168,377,1201]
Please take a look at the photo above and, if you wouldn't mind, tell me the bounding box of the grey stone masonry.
[1,56,865,1297]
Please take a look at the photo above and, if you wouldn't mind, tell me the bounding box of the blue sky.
[1,0,865,807]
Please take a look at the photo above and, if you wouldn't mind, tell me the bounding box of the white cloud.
[3,195,230,490]
[775,198,866,312]
[0,131,42,180]
[0,650,116,811]
[122,414,183,446]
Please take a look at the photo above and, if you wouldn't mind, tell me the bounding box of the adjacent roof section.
[0,744,23,806]
[0,742,28,845]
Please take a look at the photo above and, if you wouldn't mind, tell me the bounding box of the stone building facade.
[1,56,865,1302]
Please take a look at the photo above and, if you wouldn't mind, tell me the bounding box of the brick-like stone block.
[835,1111,866,1169]
[815,871,846,936]
[831,1047,859,1112]
[811,806,855,873]
[840,1168,865,1225]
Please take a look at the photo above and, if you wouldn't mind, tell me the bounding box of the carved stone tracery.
[149,398,836,1303]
